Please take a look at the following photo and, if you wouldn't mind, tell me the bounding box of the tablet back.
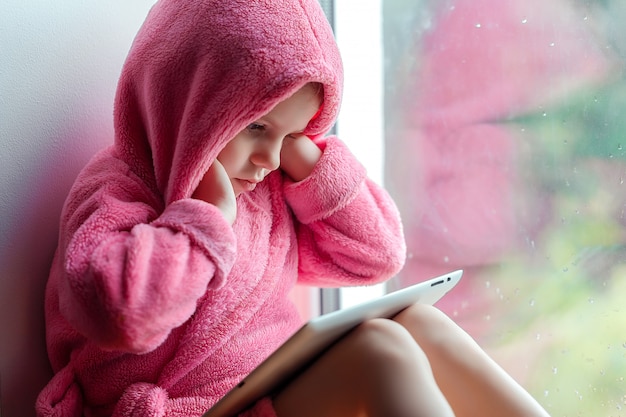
[203,269,463,417]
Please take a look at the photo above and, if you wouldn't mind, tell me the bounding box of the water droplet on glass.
[588,297,595,304]
[552,366,558,374]
[563,267,569,272]
[536,333,541,340]
[529,298,535,307]
[544,390,550,397]
[550,42,555,47]
[475,23,482,28]
[542,112,547,117]
[443,256,449,263]
[521,18,528,24]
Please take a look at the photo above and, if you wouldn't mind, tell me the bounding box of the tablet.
[202,269,463,417]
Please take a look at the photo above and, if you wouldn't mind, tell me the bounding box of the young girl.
[36,0,550,416]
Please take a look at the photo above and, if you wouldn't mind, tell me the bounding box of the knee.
[353,317,414,346]
[395,303,451,327]
[393,303,465,348]
[348,318,430,369]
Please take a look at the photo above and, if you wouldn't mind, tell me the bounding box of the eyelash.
[247,123,265,132]
[246,123,299,139]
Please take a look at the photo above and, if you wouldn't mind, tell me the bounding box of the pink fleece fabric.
[36,1,406,416]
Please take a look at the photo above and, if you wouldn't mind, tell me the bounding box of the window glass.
[334,0,387,308]
[382,0,626,415]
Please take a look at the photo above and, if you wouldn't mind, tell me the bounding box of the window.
[335,1,626,415]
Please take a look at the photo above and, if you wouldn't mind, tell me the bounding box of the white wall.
[0,2,156,415]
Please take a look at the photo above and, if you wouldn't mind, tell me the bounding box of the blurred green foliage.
[484,76,626,415]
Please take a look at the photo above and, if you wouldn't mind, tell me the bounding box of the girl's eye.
[247,123,265,132]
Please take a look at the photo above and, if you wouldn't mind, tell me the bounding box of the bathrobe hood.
[113,0,343,204]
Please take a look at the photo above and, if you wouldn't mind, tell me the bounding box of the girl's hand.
[280,135,322,182]
[192,159,237,224]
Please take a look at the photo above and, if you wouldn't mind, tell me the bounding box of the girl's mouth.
[235,178,259,193]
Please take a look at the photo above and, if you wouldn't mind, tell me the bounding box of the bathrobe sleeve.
[56,150,237,354]
[284,137,406,287]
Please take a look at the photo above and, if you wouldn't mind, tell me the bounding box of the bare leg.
[392,303,551,417]
[273,318,455,417]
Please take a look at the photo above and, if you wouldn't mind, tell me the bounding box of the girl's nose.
[251,139,282,171]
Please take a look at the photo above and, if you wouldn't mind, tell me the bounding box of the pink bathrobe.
[36,0,406,416]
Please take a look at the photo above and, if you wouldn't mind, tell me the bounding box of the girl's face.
[217,84,322,196]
